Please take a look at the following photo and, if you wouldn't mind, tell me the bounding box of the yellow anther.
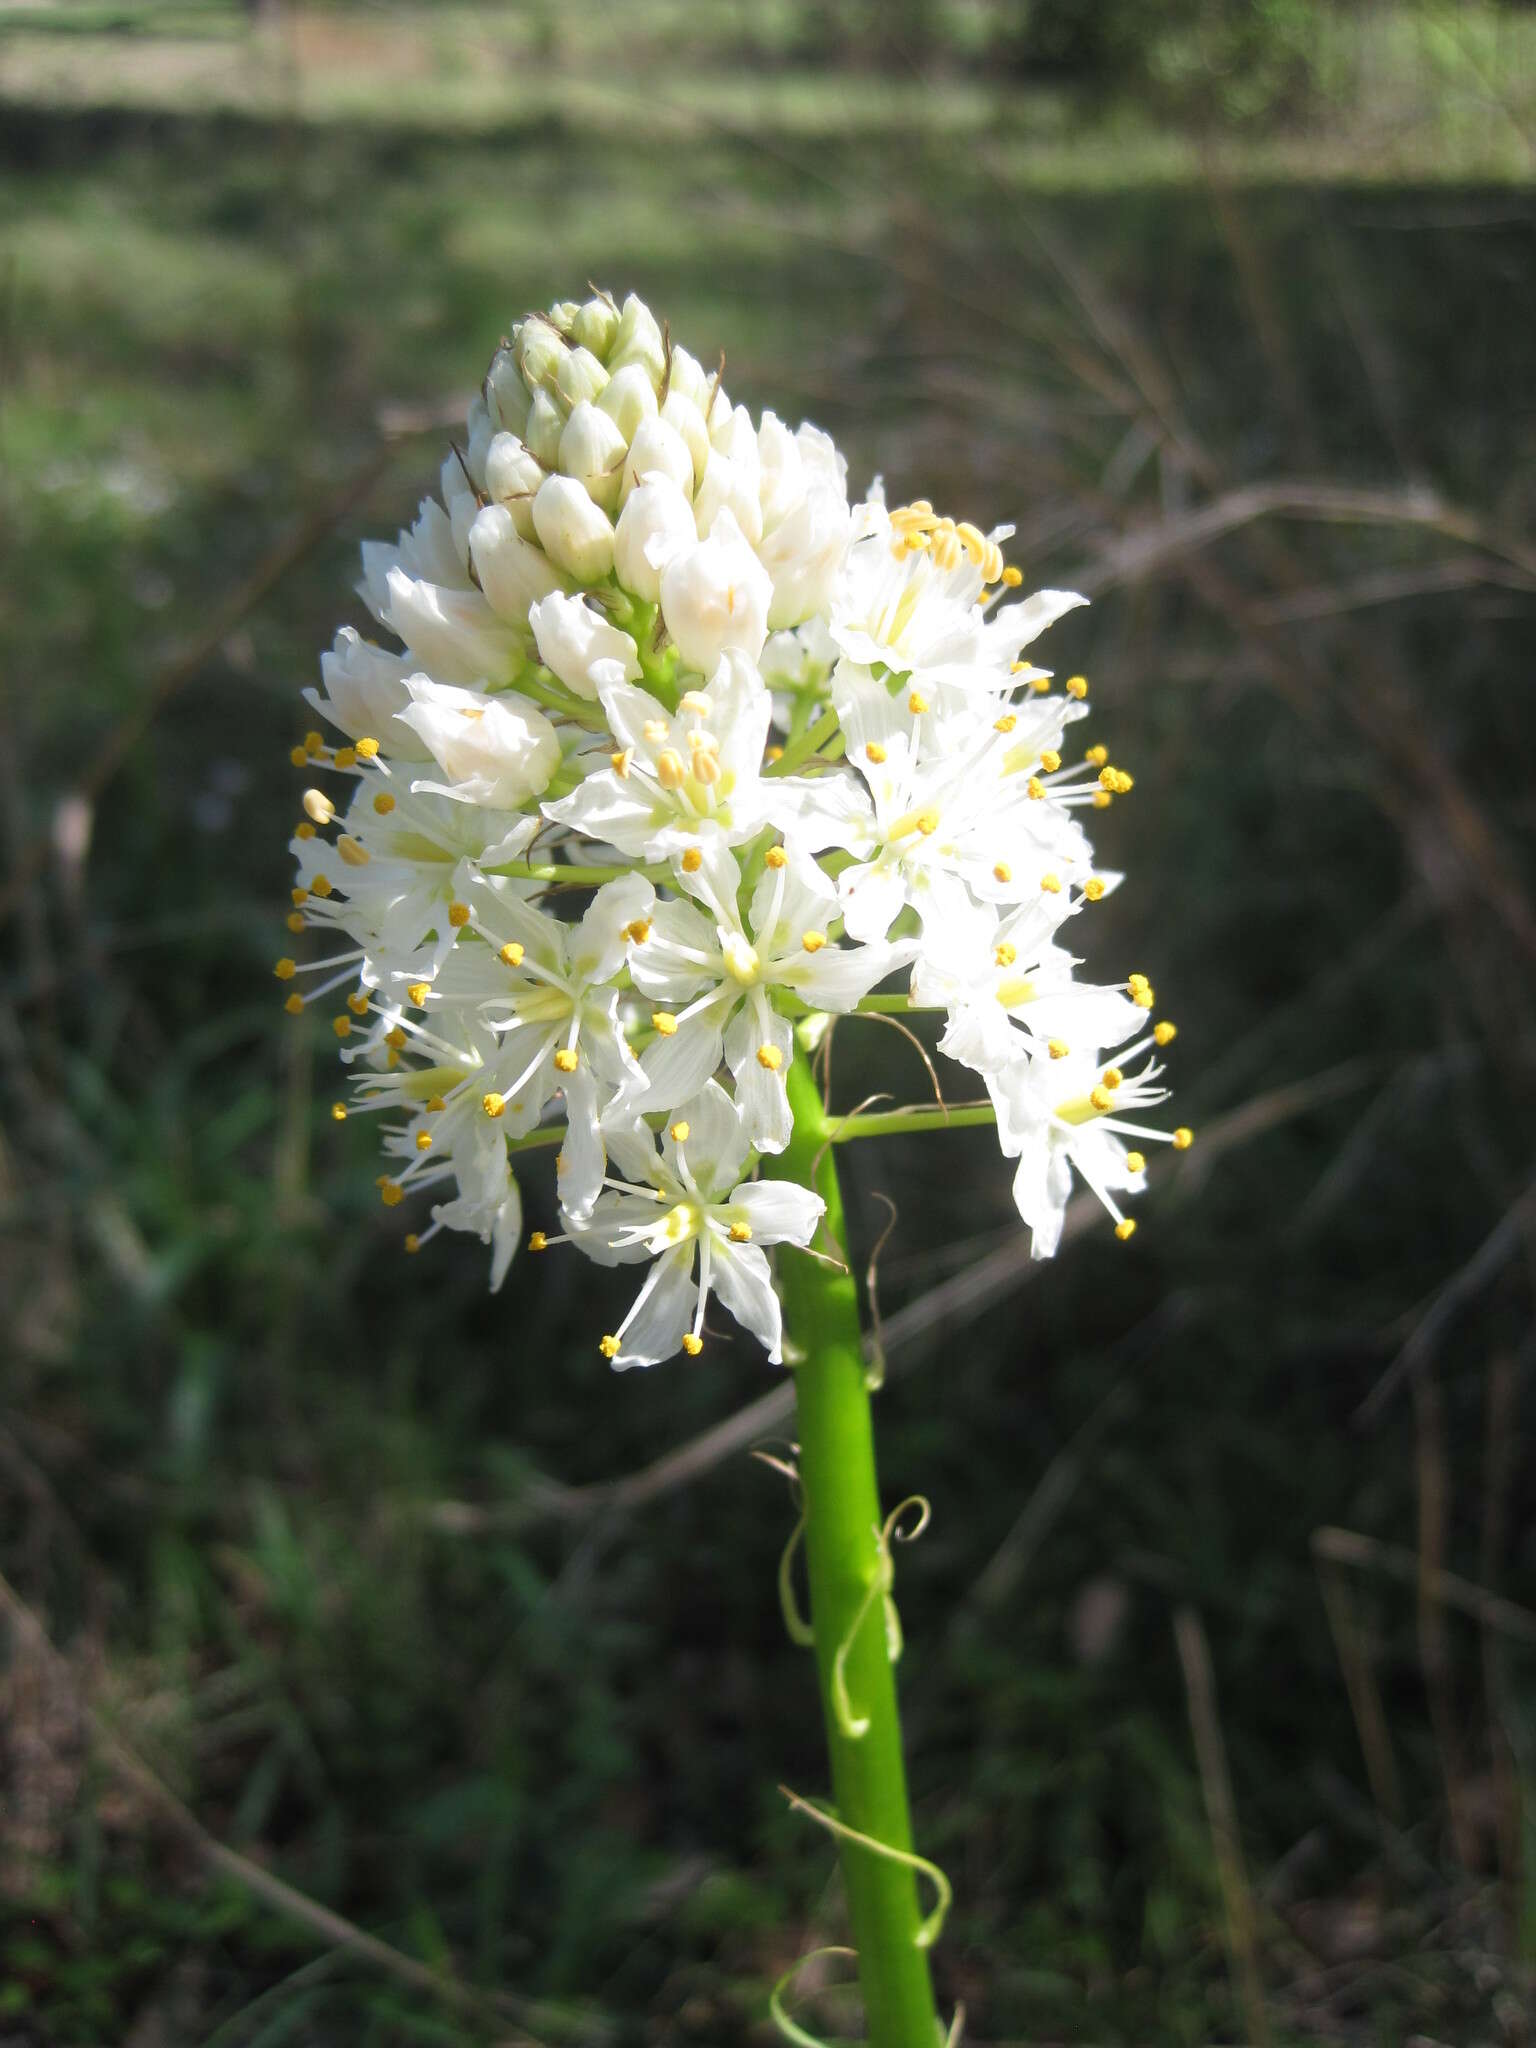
[866,741,887,765]
[310,874,333,898]
[330,1102,347,1122]
[765,744,784,763]
[499,941,525,967]
[303,730,325,756]
[1030,675,1051,694]
[994,941,1018,967]
[407,981,431,1006]
[679,690,711,716]
[680,847,703,873]
[1002,565,1023,587]
[286,912,305,933]
[1115,1218,1137,1241]
[1048,1037,1069,1059]
[691,747,721,786]
[764,844,789,870]
[274,957,297,981]
[354,736,380,760]
[333,747,358,771]
[1066,674,1088,699]
[916,807,939,835]
[446,902,471,929]
[482,1091,507,1119]
[651,1011,678,1036]
[756,1042,783,1071]
[289,745,309,769]
[1099,766,1133,795]
[1125,1150,1146,1173]
[553,1048,578,1073]
[801,929,827,953]
[295,820,317,842]
[380,1182,404,1207]
[1092,791,1113,809]
[1133,987,1155,1009]
[347,991,369,1016]
[670,1120,690,1143]
[656,748,686,789]
[611,749,632,777]
[994,713,1017,733]
[728,1222,752,1243]
[1127,972,1150,992]
[385,1027,407,1050]
[1082,878,1106,902]
[1172,1127,1193,1151]
[291,886,309,906]
[403,1233,421,1254]
[1038,749,1061,774]
[1090,1084,1114,1112]
[528,1231,548,1252]
[1025,777,1045,801]
[426,1095,446,1114]
[337,836,370,867]
[284,992,304,1015]
[1040,873,1062,894]
[993,862,1012,884]
[415,1130,433,1151]
[1085,745,1109,768]
[1101,1067,1123,1089]
[1153,1020,1177,1046]
[681,1332,703,1356]
[643,718,670,745]
[373,791,396,815]
[599,1334,620,1360]
[622,919,650,944]
[908,690,930,715]
[332,1015,352,1039]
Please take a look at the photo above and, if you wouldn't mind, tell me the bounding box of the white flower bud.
[468,502,564,621]
[514,316,565,394]
[531,474,615,584]
[666,344,709,409]
[559,400,627,513]
[618,414,694,505]
[711,400,757,463]
[607,293,665,384]
[659,507,771,673]
[555,345,609,410]
[760,479,850,630]
[756,411,804,532]
[660,390,711,490]
[614,473,697,601]
[485,348,530,436]
[524,388,565,467]
[529,591,642,700]
[596,363,658,442]
[484,432,544,539]
[570,294,619,358]
[398,677,561,809]
[693,449,763,546]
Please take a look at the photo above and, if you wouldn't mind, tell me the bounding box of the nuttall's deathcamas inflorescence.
[279,289,1189,1367]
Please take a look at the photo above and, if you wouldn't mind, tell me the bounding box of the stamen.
[680,847,703,873]
[1115,1218,1137,1241]
[1047,1038,1069,1059]
[331,1103,347,1122]
[553,1049,578,1073]
[681,1332,703,1356]
[1172,1127,1193,1150]
[482,1091,507,1118]
[599,1334,620,1359]
[500,941,524,966]
[1153,1019,1177,1045]
[801,929,826,952]
[670,1120,690,1142]
[373,791,396,814]
[1125,1151,1146,1173]
[866,742,887,764]
[1041,873,1061,894]
[447,902,471,928]
[652,1011,678,1036]
[764,845,788,870]
[1066,675,1088,699]
[756,1042,784,1071]
[274,957,297,981]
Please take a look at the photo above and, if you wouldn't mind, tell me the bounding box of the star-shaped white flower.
[563,1080,825,1366]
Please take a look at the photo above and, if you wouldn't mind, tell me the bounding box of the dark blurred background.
[2,3,1534,2042]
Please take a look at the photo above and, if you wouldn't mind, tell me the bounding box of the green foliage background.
[1,4,1534,2043]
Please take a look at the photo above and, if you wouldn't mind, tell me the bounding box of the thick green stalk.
[767,1057,940,2048]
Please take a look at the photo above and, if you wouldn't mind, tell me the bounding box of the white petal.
[707,1240,784,1362]
[730,1178,824,1247]
[610,1246,699,1368]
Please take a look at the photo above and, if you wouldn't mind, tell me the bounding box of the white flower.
[565,1080,824,1366]
[379,567,523,687]
[543,651,780,859]
[528,591,642,701]
[659,508,772,674]
[397,678,562,810]
[625,840,911,1151]
[305,627,432,759]
[467,503,566,623]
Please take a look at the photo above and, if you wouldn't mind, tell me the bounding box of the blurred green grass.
[3,4,1535,2044]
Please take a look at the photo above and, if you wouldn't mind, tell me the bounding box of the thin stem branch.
[831,1104,996,1144]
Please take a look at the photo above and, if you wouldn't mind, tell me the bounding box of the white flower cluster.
[279,290,1187,1368]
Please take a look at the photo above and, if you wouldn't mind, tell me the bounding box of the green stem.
[767,1058,940,2048]
[484,858,669,886]
[831,1104,996,1144]
[767,705,840,777]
